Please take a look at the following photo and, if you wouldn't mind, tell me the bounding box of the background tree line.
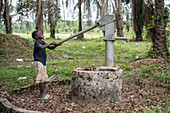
[0,0,169,58]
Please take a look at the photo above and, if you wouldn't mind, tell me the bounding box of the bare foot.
[39,92,46,98]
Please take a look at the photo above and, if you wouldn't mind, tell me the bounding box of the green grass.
[144,106,170,113]
[0,66,35,90]
[0,34,151,91]
[0,33,169,112]
[123,59,170,84]
[0,33,169,91]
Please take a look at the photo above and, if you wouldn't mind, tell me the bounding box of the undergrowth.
[0,33,169,112]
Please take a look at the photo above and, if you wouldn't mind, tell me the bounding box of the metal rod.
[57,24,98,45]
[114,37,129,43]
[114,37,129,40]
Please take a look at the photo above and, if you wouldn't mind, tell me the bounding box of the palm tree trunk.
[94,0,101,20]
[77,0,84,40]
[48,0,56,38]
[130,0,133,27]
[132,0,144,41]
[50,26,55,38]
[62,0,66,33]
[101,0,108,17]
[36,0,44,34]
[152,0,169,57]
[3,0,12,34]
[0,0,3,23]
[117,0,124,37]
[87,0,92,26]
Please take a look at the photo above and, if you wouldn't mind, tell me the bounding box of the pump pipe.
[57,23,99,45]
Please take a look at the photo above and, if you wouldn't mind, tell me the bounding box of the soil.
[0,33,33,66]
[8,58,169,113]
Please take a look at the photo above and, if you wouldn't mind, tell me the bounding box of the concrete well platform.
[71,66,123,104]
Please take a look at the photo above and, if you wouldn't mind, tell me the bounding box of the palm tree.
[93,0,109,19]
[3,0,12,34]
[152,0,169,57]
[113,0,124,37]
[132,0,144,41]
[43,0,48,31]
[143,0,154,28]
[0,0,3,23]
[48,0,60,38]
[93,0,102,20]
[61,0,66,33]
[48,0,55,38]
[125,7,130,32]
[16,0,36,32]
[77,0,84,40]
[101,0,108,17]
[83,0,92,26]
[36,0,44,34]
[117,0,123,37]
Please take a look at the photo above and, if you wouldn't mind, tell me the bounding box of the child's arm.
[37,42,58,49]
[47,42,61,50]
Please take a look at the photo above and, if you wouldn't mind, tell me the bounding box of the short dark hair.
[32,31,38,39]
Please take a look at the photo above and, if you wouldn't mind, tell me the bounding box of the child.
[32,30,61,99]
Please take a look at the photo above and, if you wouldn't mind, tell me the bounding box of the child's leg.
[34,61,48,97]
[39,82,46,97]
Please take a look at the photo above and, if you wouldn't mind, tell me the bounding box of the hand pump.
[57,15,128,67]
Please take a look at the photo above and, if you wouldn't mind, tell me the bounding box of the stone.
[71,66,123,104]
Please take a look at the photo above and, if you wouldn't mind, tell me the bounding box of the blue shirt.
[33,40,46,66]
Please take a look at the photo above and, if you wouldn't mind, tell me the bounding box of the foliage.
[0,23,5,32]
[123,26,135,40]
[146,7,170,38]
[145,15,155,41]
[156,7,170,26]
[72,26,78,33]
[125,7,130,24]
[122,0,130,4]
[163,7,170,28]
[0,33,169,112]
[123,57,169,84]
[16,1,30,17]
[145,6,170,58]
[144,106,170,113]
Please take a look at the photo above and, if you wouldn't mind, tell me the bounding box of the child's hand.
[50,41,57,45]
[50,42,62,47]
[56,42,62,46]
[47,42,61,49]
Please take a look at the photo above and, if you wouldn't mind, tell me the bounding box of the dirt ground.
[8,58,170,113]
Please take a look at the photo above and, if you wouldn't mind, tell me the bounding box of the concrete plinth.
[71,66,123,104]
